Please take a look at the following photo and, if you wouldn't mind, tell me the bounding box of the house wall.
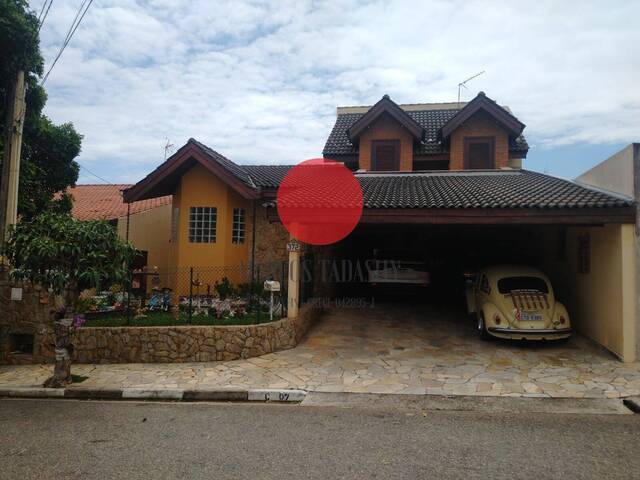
[449,110,511,170]
[358,113,414,171]
[172,163,251,269]
[167,163,252,293]
[540,223,637,362]
[116,203,172,273]
[574,143,640,361]
[576,144,636,198]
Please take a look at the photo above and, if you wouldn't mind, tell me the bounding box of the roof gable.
[323,99,529,157]
[440,92,525,140]
[347,95,424,142]
[123,139,259,203]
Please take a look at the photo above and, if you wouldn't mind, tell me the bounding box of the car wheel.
[477,313,491,340]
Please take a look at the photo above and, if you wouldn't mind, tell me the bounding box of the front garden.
[77,275,285,328]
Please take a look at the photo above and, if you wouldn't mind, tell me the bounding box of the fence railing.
[79,261,290,326]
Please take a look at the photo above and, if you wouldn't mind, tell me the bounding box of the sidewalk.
[2,306,640,400]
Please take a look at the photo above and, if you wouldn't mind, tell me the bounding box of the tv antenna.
[164,138,175,160]
[458,71,485,105]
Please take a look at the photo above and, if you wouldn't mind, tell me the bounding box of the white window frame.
[232,207,246,244]
[188,206,216,243]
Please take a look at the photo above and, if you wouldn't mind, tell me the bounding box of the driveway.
[1,304,640,398]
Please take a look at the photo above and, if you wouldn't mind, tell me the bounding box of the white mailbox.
[263,280,280,292]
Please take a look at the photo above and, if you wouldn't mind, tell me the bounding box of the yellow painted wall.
[116,203,172,273]
[169,163,252,293]
[541,224,637,362]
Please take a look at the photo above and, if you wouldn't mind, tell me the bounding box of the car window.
[497,276,549,294]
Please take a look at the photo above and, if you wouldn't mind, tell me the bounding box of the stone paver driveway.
[2,304,640,398]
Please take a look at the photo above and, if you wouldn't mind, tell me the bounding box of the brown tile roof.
[323,94,529,157]
[66,184,172,221]
[267,169,635,210]
[355,170,634,209]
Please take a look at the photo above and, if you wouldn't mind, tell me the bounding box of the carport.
[294,170,637,362]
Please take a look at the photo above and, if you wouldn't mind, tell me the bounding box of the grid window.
[232,208,246,244]
[188,206,216,243]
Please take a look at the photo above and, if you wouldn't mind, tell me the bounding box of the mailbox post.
[263,279,280,321]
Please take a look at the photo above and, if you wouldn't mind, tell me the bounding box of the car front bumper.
[488,327,572,338]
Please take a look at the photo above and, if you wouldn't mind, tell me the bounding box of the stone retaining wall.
[73,305,318,363]
[0,272,57,364]
[1,269,319,364]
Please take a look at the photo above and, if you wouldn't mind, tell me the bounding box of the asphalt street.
[0,398,638,479]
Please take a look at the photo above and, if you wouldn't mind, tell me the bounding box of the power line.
[37,0,54,33]
[37,0,49,22]
[41,0,94,85]
[78,164,114,185]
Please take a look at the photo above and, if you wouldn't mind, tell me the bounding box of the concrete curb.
[0,387,306,403]
[302,391,635,415]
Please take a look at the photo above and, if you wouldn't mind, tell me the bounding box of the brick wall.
[358,113,414,171]
[449,110,510,170]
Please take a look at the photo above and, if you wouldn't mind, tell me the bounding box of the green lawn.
[82,309,280,327]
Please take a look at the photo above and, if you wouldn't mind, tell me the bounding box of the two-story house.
[323,91,528,171]
[123,92,637,362]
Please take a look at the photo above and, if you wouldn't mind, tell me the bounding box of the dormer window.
[372,140,400,171]
[464,137,495,169]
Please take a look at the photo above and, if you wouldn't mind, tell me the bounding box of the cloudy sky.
[33,0,639,184]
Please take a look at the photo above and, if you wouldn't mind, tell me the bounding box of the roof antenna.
[457,71,485,106]
[164,137,175,160]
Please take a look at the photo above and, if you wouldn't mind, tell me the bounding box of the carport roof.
[355,170,634,209]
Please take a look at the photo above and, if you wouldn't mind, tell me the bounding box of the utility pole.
[0,70,26,252]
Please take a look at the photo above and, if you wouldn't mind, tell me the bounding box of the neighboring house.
[124,92,637,361]
[575,144,640,361]
[66,184,172,273]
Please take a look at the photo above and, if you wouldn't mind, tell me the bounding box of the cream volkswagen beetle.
[465,265,572,340]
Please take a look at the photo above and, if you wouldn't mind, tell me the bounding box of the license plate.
[521,312,543,321]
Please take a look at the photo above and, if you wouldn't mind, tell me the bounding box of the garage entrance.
[330,224,545,304]
[306,219,636,362]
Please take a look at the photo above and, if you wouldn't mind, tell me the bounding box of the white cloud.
[31,0,640,183]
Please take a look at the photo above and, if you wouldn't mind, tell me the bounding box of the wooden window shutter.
[372,140,400,171]
[464,137,495,169]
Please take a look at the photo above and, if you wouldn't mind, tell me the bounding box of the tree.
[4,212,137,386]
[1,0,82,220]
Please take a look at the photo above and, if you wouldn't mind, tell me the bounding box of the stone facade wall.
[72,303,318,364]
[251,205,290,267]
[0,272,57,364]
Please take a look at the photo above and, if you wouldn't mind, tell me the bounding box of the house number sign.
[286,241,301,252]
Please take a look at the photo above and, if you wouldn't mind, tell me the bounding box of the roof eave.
[123,143,259,203]
[440,92,526,140]
[347,95,424,142]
